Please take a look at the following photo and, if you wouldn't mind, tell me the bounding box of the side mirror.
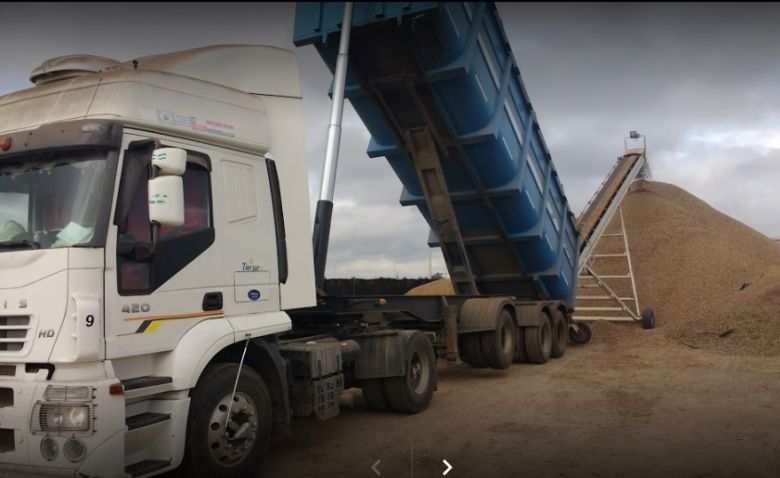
[152,147,187,175]
[148,176,184,226]
[148,147,186,228]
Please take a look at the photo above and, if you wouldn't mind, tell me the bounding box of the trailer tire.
[383,332,436,413]
[550,309,568,358]
[479,309,516,369]
[524,311,553,364]
[361,379,390,411]
[513,327,529,363]
[181,363,272,478]
[641,308,656,330]
[460,333,487,368]
[569,321,592,345]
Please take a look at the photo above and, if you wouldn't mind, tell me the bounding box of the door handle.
[202,292,223,311]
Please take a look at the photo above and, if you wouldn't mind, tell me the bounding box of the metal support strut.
[574,207,642,322]
[312,2,353,289]
[224,335,252,434]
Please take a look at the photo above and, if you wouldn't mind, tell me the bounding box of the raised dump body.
[295,2,579,308]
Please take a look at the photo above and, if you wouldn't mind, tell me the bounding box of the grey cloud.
[2,2,779,279]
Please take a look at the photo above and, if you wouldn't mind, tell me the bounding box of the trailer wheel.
[550,309,568,359]
[524,311,553,364]
[513,327,529,363]
[384,332,436,413]
[479,309,516,369]
[460,333,487,368]
[181,363,272,478]
[360,379,390,411]
[641,308,656,330]
[569,321,592,345]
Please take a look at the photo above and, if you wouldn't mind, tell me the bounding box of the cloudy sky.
[2,2,779,278]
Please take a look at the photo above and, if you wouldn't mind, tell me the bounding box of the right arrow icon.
[442,459,453,476]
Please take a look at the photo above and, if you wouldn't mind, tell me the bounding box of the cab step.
[125,459,171,477]
[121,376,173,399]
[121,376,172,391]
[126,412,171,431]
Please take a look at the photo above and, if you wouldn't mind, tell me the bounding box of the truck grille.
[0,316,31,353]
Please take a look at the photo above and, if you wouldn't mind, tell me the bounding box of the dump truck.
[0,3,593,477]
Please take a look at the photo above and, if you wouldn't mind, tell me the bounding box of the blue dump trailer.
[295,2,579,309]
[288,2,593,419]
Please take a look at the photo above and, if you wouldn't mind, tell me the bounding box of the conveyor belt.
[577,148,646,272]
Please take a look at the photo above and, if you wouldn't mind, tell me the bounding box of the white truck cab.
[0,45,316,477]
[0,25,574,478]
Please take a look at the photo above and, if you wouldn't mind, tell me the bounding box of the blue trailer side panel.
[295,2,579,308]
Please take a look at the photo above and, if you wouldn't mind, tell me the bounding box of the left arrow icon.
[371,459,382,476]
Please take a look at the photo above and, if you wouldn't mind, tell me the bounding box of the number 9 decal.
[86,314,95,327]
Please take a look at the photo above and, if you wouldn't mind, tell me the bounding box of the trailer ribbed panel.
[295,2,579,308]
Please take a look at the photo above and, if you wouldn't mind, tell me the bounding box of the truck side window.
[120,164,211,242]
[115,143,215,295]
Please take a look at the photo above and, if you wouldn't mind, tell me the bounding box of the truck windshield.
[0,151,110,250]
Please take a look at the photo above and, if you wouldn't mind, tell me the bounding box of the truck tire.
[550,309,568,359]
[569,321,592,345]
[460,333,487,368]
[383,332,436,413]
[524,311,552,364]
[513,327,529,363]
[479,309,516,369]
[181,363,273,478]
[361,379,390,411]
[641,307,656,330]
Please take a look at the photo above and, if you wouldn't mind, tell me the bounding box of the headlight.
[44,385,92,401]
[32,403,92,433]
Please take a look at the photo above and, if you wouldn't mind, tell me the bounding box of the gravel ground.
[260,338,780,478]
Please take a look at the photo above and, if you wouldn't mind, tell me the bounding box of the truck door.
[104,132,278,357]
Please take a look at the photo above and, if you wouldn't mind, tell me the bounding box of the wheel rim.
[408,350,430,395]
[207,392,259,467]
[500,321,513,357]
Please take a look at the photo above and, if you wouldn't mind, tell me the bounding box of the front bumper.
[0,364,126,477]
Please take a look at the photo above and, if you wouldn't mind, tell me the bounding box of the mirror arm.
[150,220,161,251]
[133,240,157,262]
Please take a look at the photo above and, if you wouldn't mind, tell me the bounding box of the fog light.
[40,436,57,461]
[63,438,86,463]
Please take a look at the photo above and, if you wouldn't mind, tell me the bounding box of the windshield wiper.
[0,239,42,250]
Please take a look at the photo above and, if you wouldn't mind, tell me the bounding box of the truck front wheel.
[181,363,273,478]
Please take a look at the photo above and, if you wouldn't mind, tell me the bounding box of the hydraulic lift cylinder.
[312,1,353,289]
